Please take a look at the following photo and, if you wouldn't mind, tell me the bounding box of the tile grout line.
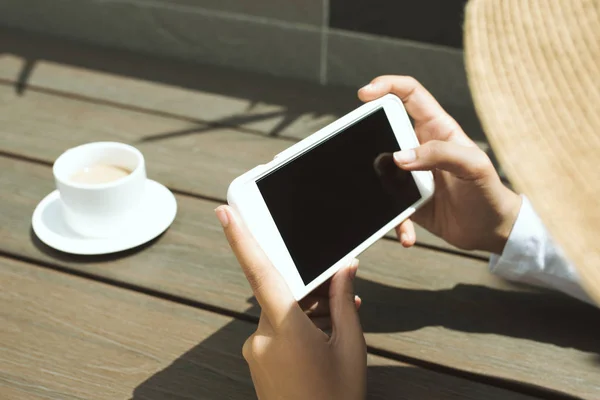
[319,0,330,85]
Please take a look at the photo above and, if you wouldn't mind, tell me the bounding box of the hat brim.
[464,0,600,303]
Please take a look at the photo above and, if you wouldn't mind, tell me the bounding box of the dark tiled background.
[0,0,481,137]
[330,0,468,48]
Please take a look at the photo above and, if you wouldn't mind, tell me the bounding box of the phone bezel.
[227,94,434,300]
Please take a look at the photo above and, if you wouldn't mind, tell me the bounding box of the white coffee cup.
[53,142,147,238]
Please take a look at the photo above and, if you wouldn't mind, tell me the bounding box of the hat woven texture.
[464,0,600,303]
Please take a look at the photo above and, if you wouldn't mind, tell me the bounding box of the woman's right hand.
[215,205,367,400]
[359,76,522,254]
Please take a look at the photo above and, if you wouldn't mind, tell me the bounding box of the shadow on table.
[130,318,548,400]
[29,223,600,356]
[131,303,588,400]
[29,226,168,263]
[30,218,599,353]
[0,27,487,144]
[355,278,600,355]
[0,27,355,139]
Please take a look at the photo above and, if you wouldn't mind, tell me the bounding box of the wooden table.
[1,29,599,400]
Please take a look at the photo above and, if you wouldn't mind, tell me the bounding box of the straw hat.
[464,0,600,304]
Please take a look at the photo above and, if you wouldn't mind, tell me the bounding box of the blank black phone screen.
[256,108,422,285]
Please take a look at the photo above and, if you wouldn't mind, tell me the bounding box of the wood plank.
[0,81,487,258]
[0,157,598,398]
[0,28,511,181]
[0,28,496,150]
[0,257,539,400]
[0,256,254,399]
[0,29,351,141]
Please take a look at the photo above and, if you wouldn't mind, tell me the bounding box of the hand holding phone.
[215,204,367,400]
[227,93,434,300]
[359,75,522,255]
[217,74,524,400]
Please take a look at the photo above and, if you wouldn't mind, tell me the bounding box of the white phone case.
[228,94,434,300]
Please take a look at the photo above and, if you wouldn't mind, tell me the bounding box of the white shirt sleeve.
[489,195,593,304]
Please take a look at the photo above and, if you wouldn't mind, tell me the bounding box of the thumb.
[393,140,494,180]
[330,259,365,350]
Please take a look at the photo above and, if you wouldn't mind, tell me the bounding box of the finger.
[329,260,365,351]
[216,205,300,328]
[393,140,495,181]
[358,76,454,134]
[355,295,362,310]
[358,76,444,122]
[395,219,416,248]
[358,76,472,146]
[300,256,360,314]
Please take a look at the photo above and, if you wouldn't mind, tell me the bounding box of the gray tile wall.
[160,0,325,24]
[329,0,467,48]
[0,0,324,81]
[326,29,483,141]
[0,0,481,137]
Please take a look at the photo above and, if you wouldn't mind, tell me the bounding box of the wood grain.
[0,31,494,147]
[0,28,510,177]
[0,82,487,258]
[0,256,255,399]
[0,157,598,398]
[0,257,540,400]
[0,32,350,140]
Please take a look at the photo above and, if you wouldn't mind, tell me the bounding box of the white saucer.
[32,180,177,255]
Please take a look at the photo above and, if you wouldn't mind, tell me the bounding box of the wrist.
[488,188,522,254]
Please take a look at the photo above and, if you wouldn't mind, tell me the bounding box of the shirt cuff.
[489,196,592,304]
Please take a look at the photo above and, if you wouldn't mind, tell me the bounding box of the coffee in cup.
[70,164,132,185]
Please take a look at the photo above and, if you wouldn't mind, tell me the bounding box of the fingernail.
[394,149,416,164]
[349,259,359,279]
[215,207,229,228]
[361,81,383,92]
[359,83,373,92]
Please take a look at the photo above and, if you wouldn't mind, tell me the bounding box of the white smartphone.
[227,94,434,300]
